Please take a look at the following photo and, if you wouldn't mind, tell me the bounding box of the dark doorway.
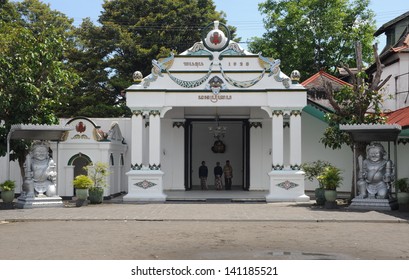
[185,119,250,191]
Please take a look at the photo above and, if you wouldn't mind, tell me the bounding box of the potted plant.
[0,180,16,204]
[73,175,93,200]
[85,162,109,204]
[395,178,409,205]
[317,165,343,203]
[301,160,332,205]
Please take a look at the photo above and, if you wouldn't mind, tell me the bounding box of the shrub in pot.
[301,160,332,205]
[73,175,93,200]
[85,162,109,204]
[0,180,16,203]
[317,165,343,203]
[395,178,409,204]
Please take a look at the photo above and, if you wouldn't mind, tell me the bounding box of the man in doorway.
[223,160,233,190]
[199,161,208,190]
[214,162,223,190]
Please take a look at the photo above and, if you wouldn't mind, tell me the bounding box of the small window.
[110,153,114,166]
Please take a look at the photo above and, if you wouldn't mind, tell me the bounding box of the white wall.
[161,119,185,190]
[249,119,273,190]
[302,113,353,193]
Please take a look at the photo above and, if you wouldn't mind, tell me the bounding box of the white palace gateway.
[4,21,376,202]
[123,21,309,202]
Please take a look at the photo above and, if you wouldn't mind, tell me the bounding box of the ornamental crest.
[206,76,226,94]
[210,31,222,45]
[202,21,230,52]
[276,180,298,190]
[134,180,157,189]
[76,121,86,133]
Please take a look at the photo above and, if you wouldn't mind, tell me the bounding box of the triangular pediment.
[128,21,302,93]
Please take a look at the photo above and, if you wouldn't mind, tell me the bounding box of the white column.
[149,110,161,169]
[271,110,284,170]
[131,111,144,169]
[249,120,263,189]
[171,120,185,190]
[289,110,302,169]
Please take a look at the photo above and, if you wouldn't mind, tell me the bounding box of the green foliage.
[72,175,93,189]
[85,162,110,190]
[0,0,79,164]
[0,180,16,191]
[317,166,343,190]
[320,76,387,150]
[301,160,332,187]
[249,0,375,78]
[57,0,234,118]
[395,178,409,193]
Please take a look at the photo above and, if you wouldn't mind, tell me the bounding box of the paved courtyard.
[1,198,409,260]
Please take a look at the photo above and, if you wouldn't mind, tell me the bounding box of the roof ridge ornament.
[202,21,230,52]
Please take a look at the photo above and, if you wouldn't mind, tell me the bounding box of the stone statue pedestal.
[16,194,64,209]
[348,197,398,211]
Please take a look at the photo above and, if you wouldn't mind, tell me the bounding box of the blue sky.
[13,0,409,50]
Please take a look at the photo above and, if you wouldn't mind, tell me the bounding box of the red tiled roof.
[386,106,409,128]
[301,70,352,87]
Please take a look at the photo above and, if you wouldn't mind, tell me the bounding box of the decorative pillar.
[271,110,284,170]
[149,110,161,169]
[131,110,144,170]
[289,110,302,170]
[124,109,166,202]
[266,109,309,203]
[249,120,263,189]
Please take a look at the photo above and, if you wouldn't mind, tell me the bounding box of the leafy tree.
[0,0,79,168]
[321,44,391,198]
[57,0,235,118]
[56,18,131,118]
[249,0,376,79]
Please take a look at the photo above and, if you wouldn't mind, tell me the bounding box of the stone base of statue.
[348,197,398,211]
[16,194,64,209]
[123,169,167,202]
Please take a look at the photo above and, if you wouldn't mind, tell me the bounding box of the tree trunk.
[350,142,368,201]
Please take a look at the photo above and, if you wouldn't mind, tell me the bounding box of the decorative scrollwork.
[132,110,143,117]
[220,63,265,88]
[291,110,302,117]
[273,110,284,117]
[219,42,245,58]
[149,164,161,170]
[276,180,299,190]
[134,180,156,189]
[291,164,301,170]
[167,63,213,88]
[131,163,142,170]
[258,54,291,89]
[173,122,185,128]
[249,122,262,129]
[149,110,160,117]
[272,164,284,170]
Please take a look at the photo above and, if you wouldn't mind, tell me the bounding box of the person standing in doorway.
[199,161,208,190]
[214,161,223,190]
[223,160,233,190]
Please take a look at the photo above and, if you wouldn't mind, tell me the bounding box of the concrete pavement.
[1,197,409,223]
